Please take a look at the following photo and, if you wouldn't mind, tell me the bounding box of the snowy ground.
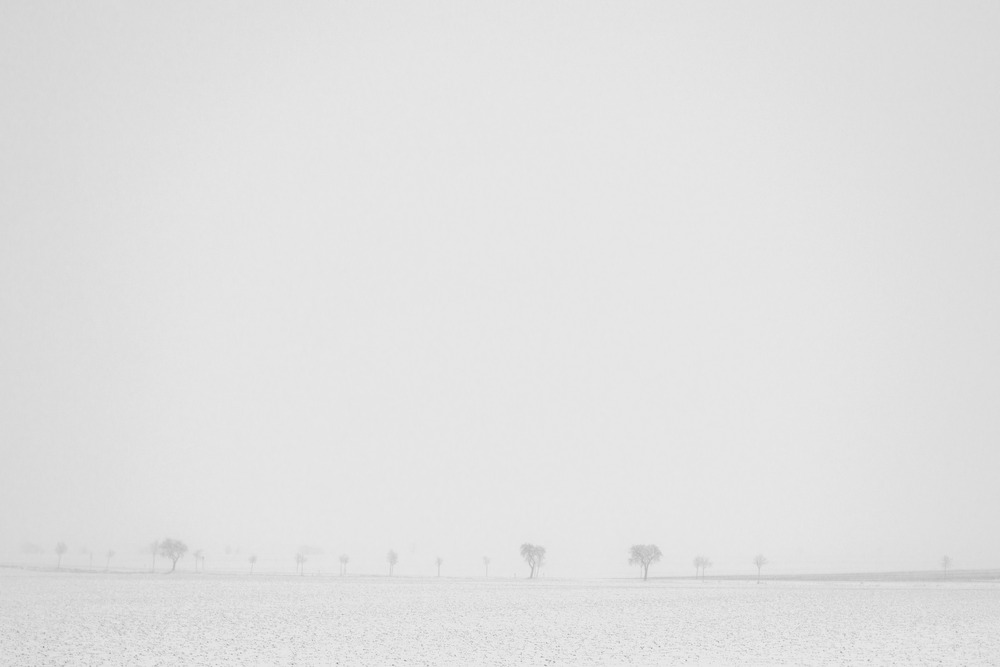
[2,568,998,665]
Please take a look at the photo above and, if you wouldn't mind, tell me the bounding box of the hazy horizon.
[3,2,999,580]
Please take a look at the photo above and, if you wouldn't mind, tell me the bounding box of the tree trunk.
[57,555,62,569]
[170,559,177,573]
[643,564,648,581]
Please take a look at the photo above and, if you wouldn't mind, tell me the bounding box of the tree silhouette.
[339,554,349,576]
[387,550,398,576]
[941,555,953,579]
[483,556,491,578]
[55,542,68,569]
[158,539,188,573]
[193,549,204,573]
[753,554,768,583]
[520,543,546,578]
[435,556,443,577]
[295,552,307,575]
[693,555,712,581]
[105,550,115,572]
[628,544,662,581]
[248,554,257,574]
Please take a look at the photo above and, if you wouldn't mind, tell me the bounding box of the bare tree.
[55,542,68,569]
[387,550,398,575]
[693,555,712,581]
[295,552,307,575]
[105,549,115,572]
[339,554,349,576]
[520,543,546,578]
[193,549,204,573]
[753,554,768,583]
[629,544,662,581]
[483,556,491,578]
[941,555,953,579]
[248,554,257,574]
[158,538,188,573]
[435,556,443,577]
[693,555,705,579]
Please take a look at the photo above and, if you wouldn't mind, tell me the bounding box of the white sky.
[2,1,999,578]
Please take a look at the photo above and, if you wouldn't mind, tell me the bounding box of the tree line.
[18,540,960,581]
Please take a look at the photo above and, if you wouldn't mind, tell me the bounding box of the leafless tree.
[483,556,491,578]
[387,550,398,575]
[941,555,953,579]
[629,544,662,581]
[295,552,307,575]
[158,538,188,573]
[105,550,115,572]
[753,554,768,583]
[693,555,712,581]
[435,556,443,577]
[520,543,546,578]
[339,554,349,576]
[55,542,68,569]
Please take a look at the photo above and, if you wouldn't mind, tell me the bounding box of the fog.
[2,2,999,579]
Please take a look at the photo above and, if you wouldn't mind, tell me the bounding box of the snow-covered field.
[2,568,998,665]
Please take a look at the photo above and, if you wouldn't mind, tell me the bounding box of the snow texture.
[1,568,998,665]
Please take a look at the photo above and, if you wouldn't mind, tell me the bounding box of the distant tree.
[339,554,349,576]
[941,555,952,579]
[295,552,307,575]
[483,556,491,578]
[106,550,115,572]
[435,556,443,577]
[628,544,662,581]
[148,540,160,572]
[693,555,712,581]
[387,550,398,576]
[520,543,546,579]
[753,554,768,583]
[55,542,68,569]
[158,538,188,573]
[248,554,257,574]
[193,549,204,573]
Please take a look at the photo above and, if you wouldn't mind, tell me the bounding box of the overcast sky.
[2,1,999,578]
